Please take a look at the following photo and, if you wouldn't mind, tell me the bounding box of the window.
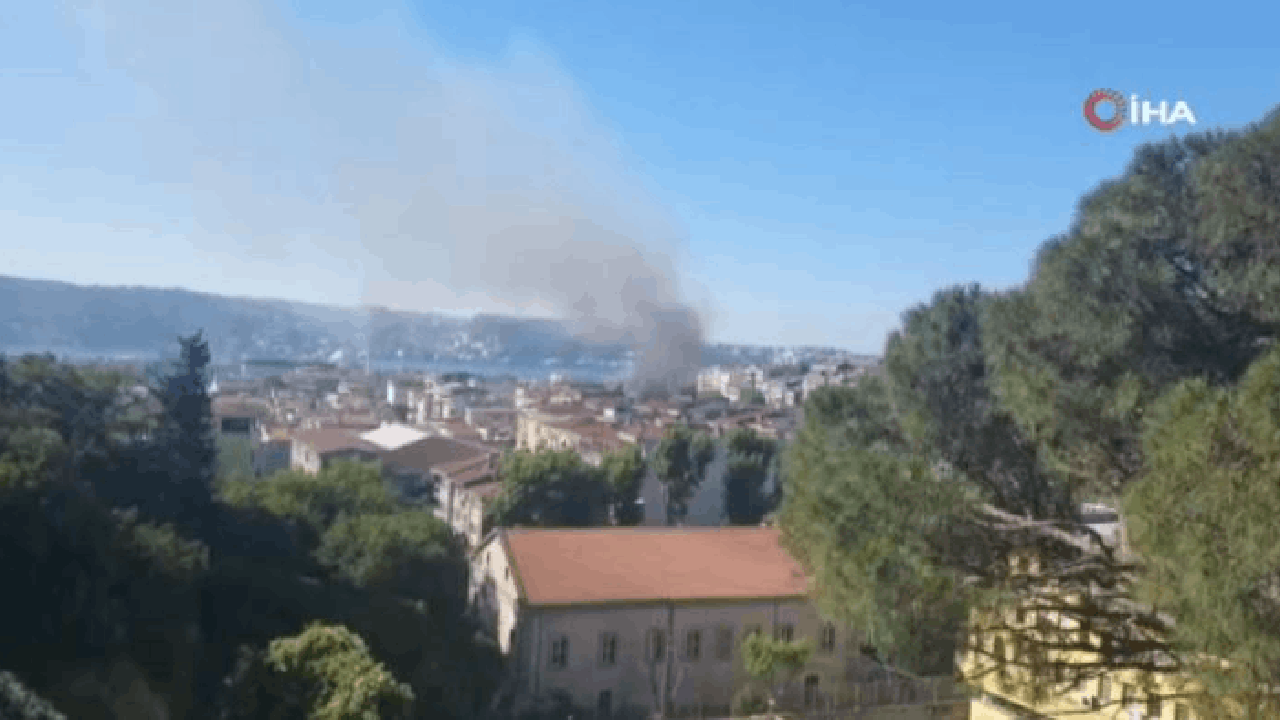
[803,675,820,708]
[715,626,733,661]
[597,690,613,718]
[1147,696,1162,717]
[1098,676,1112,704]
[745,624,763,639]
[647,629,666,663]
[820,622,837,653]
[993,637,1006,662]
[1015,608,1027,625]
[1122,684,1135,705]
[549,636,569,670]
[684,630,701,662]
[1174,702,1189,720]
[600,632,618,667]
[774,623,794,642]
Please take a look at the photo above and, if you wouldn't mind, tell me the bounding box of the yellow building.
[515,407,627,465]
[961,551,1200,720]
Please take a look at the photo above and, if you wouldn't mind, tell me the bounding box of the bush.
[732,686,768,716]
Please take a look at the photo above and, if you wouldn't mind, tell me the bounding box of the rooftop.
[359,423,430,451]
[292,428,379,456]
[499,526,809,606]
[382,435,493,476]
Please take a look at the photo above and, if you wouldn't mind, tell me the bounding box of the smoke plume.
[62,0,704,392]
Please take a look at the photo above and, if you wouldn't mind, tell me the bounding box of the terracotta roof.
[500,526,809,606]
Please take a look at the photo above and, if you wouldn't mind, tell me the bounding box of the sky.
[1,0,1277,354]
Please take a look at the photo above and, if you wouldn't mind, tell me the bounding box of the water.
[2,345,633,383]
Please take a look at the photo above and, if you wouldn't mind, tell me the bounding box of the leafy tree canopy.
[722,428,779,525]
[652,425,715,524]
[219,461,396,535]
[488,449,611,527]
[779,109,1280,704]
[600,444,646,525]
[1126,345,1280,714]
[229,623,414,720]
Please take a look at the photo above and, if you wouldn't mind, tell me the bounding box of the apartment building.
[516,406,628,465]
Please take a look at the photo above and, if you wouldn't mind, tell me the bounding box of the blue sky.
[2,0,1277,353]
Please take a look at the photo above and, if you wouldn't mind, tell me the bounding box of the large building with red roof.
[471,526,883,718]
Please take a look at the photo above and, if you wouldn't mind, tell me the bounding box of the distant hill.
[0,275,869,368]
[0,275,578,364]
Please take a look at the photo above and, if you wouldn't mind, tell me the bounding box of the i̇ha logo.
[1083,89,1197,133]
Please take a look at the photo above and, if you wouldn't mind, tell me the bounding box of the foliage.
[217,435,257,481]
[152,332,219,524]
[0,350,500,720]
[1126,346,1280,714]
[983,132,1269,500]
[778,387,971,675]
[601,444,646,525]
[0,671,66,720]
[0,353,128,492]
[0,427,69,491]
[316,511,466,614]
[722,428,778,525]
[778,110,1280,707]
[652,425,716,524]
[488,449,611,527]
[219,461,395,536]
[731,686,768,716]
[740,634,812,709]
[115,511,212,582]
[739,388,766,405]
[227,622,414,720]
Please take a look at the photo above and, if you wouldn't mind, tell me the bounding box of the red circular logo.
[1084,89,1126,133]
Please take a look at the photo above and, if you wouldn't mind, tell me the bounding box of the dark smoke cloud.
[64,0,706,392]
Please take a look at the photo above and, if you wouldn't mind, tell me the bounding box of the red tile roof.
[500,526,809,606]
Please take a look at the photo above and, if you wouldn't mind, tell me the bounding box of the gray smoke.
[63,0,705,393]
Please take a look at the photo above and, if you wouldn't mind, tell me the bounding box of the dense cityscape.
[3,1,1280,719]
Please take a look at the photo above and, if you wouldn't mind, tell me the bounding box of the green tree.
[217,435,256,482]
[600,444,646,525]
[740,633,812,712]
[488,450,611,527]
[722,428,778,525]
[779,110,1280,708]
[316,511,466,614]
[652,425,715,525]
[154,332,219,525]
[1125,346,1280,717]
[219,461,395,542]
[225,623,414,720]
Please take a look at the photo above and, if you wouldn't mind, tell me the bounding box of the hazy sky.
[2,0,1277,353]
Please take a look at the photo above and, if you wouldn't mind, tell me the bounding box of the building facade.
[470,527,925,718]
